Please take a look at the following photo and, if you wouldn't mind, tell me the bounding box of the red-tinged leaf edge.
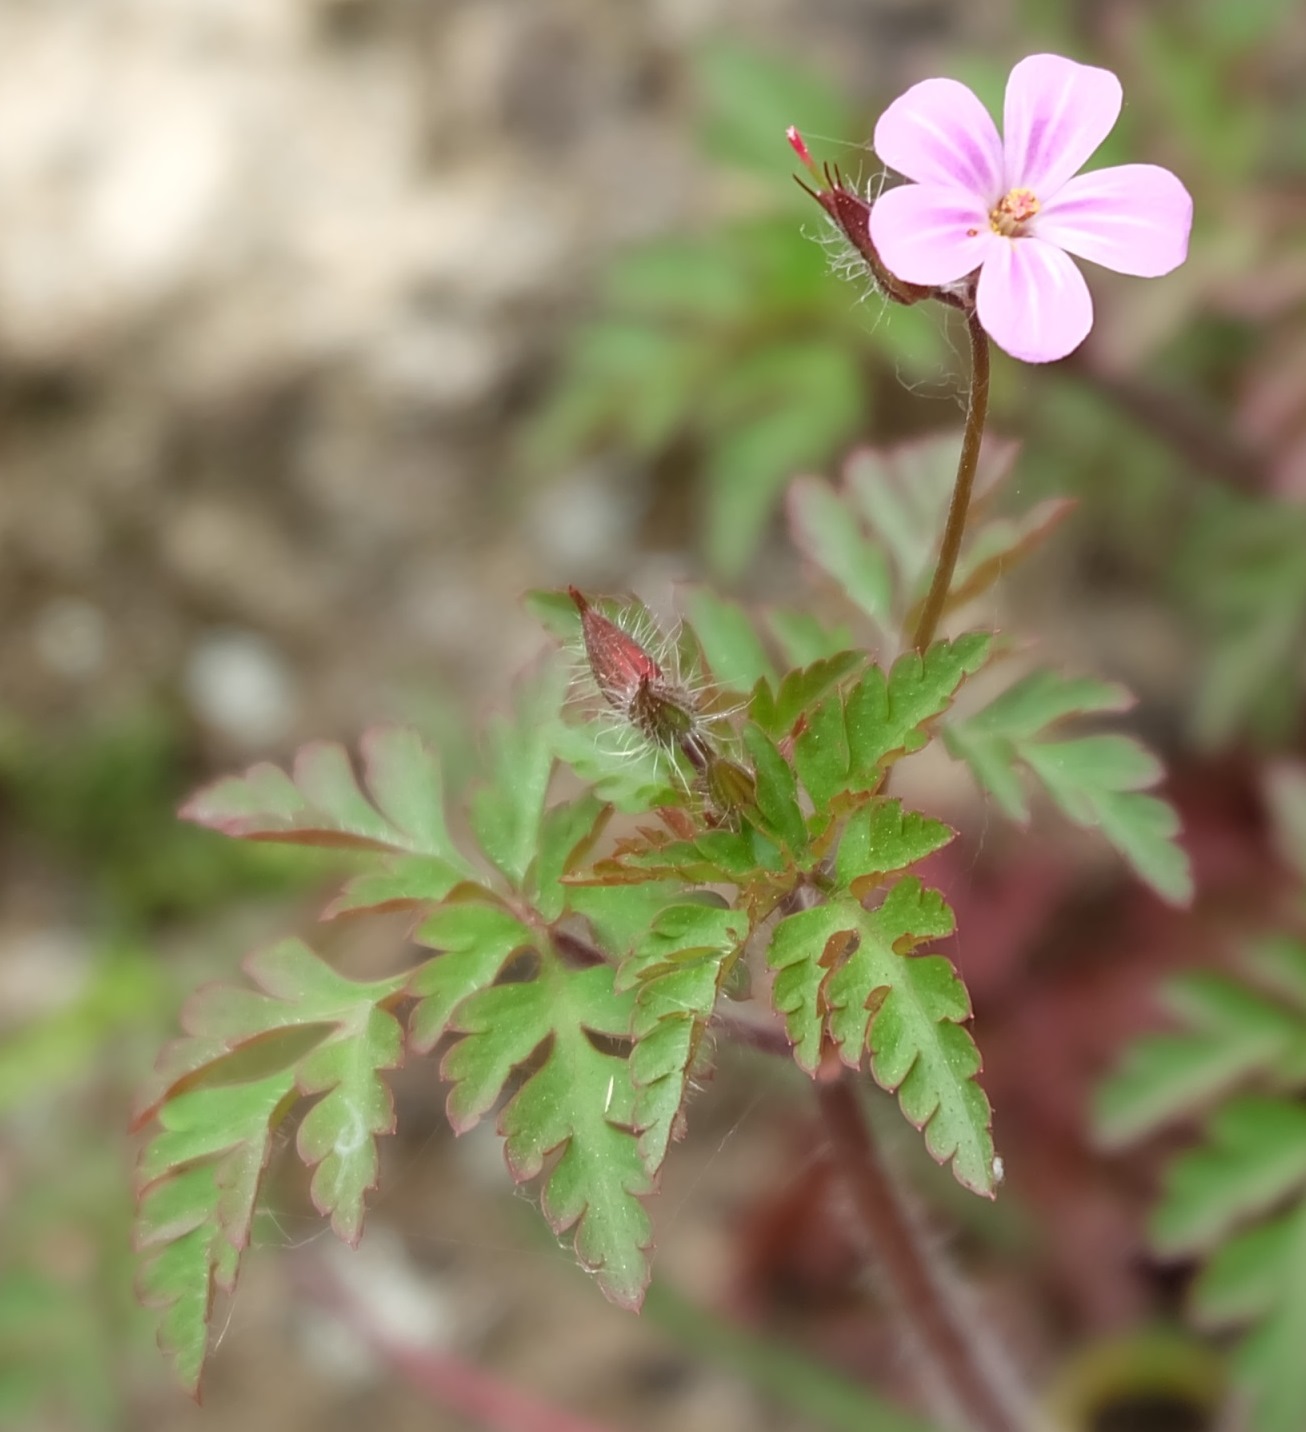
[320,873,486,923]
[180,726,453,856]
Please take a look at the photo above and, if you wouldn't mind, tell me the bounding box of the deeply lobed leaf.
[471,678,561,887]
[182,726,470,917]
[795,634,991,812]
[1096,947,1306,1147]
[748,650,864,742]
[441,959,654,1308]
[133,941,407,1392]
[787,436,1051,635]
[767,798,992,1197]
[620,903,751,1170]
[945,668,1192,904]
[1152,1097,1306,1254]
[1099,938,1306,1432]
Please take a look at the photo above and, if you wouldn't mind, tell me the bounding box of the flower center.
[989,187,1040,238]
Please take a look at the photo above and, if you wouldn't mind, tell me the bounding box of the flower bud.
[704,752,757,823]
[569,587,706,759]
[570,587,661,715]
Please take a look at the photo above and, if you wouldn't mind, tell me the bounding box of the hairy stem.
[816,1080,1024,1432]
[911,308,992,653]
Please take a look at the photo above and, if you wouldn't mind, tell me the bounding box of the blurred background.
[4,1,1306,1430]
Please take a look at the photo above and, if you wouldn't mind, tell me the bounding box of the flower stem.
[816,1079,1025,1432]
[911,308,991,653]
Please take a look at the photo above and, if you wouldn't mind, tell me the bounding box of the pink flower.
[868,54,1192,363]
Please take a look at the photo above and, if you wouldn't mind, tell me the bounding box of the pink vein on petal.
[874,77,1004,199]
[1034,163,1193,277]
[1003,54,1122,196]
[976,237,1093,363]
[869,183,994,286]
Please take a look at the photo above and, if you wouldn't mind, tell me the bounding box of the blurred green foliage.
[0,711,317,925]
[0,1133,141,1429]
[526,39,951,577]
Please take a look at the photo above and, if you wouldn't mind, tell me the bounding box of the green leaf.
[622,903,750,1171]
[530,796,610,921]
[133,941,407,1392]
[408,900,535,1053]
[787,437,1032,633]
[683,587,776,693]
[945,669,1192,905]
[547,715,679,813]
[1197,1210,1300,1326]
[566,881,683,963]
[1178,491,1306,745]
[586,821,787,891]
[787,475,893,628]
[181,726,470,916]
[1099,937,1306,1432]
[1225,1201,1306,1432]
[471,679,560,887]
[1095,960,1306,1147]
[533,321,709,460]
[834,799,955,893]
[442,959,653,1308]
[136,1077,289,1395]
[182,726,457,858]
[749,650,864,741]
[1197,1201,1306,1432]
[743,724,807,854]
[1152,1097,1306,1254]
[765,608,857,667]
[768,871,995,1196]
[943,497,1075,615]
[795,635,991,810]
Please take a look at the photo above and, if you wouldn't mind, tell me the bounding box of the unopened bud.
[570,587,661,715]
[704,753,757,822]
[570,587,706,760]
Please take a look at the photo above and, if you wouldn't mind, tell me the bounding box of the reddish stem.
[911,307,991,653]
[816,1081,1024,1432]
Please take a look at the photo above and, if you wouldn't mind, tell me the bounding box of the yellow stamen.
[989,187,1040,238]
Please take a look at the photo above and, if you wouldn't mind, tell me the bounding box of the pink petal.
[869,183,995,286]
[976,237,1093,363]
[1034,163,1193,276]
[874,77,1004,200]
[1003,54,1122,196]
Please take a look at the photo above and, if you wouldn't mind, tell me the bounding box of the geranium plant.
[132,52,1206,1432]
